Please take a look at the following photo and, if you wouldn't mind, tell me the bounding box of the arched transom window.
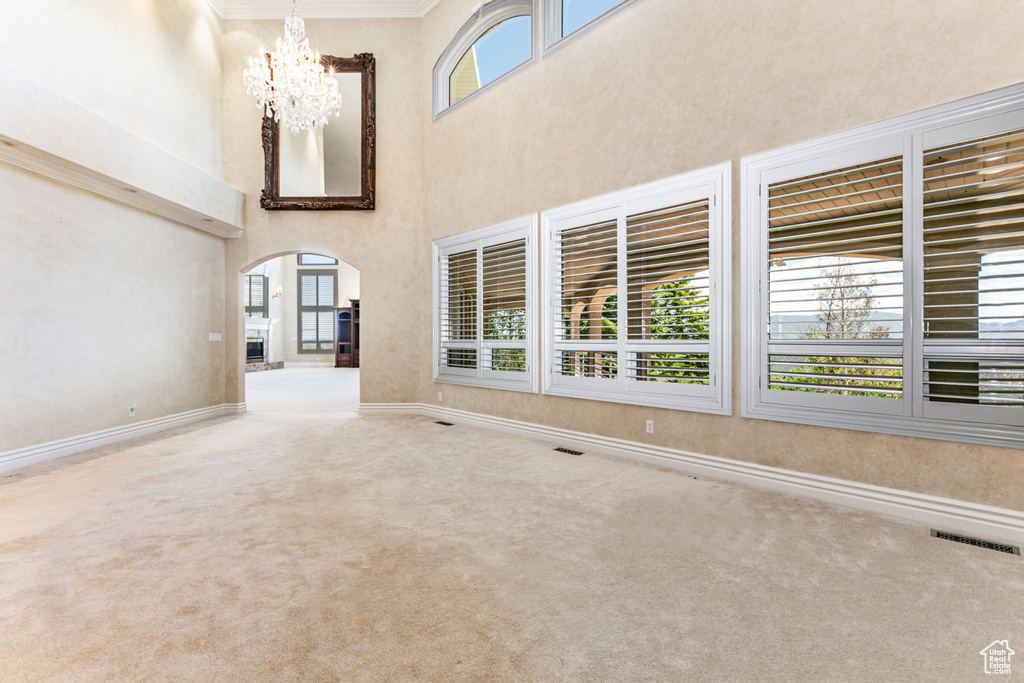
[433,0,535,118]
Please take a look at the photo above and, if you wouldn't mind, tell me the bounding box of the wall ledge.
[0,403,247,475]
[360,402,1024,546]
[0,65,245,238]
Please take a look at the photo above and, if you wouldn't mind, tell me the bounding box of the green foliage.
[649,279,709,341]
[487,308,527,372]
[780,263,901,397]
[487,308,526,340]
[560,276,713,383]
[643,278,710,383]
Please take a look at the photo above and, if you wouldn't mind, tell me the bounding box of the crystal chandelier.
[243,0,342,135]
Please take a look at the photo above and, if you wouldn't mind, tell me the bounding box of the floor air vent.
[931,529,1020,555]
[554,447,583,456]
[435,421,455,426]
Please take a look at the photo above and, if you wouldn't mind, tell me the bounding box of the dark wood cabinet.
[352,299,360,367]
[334,299,360,368]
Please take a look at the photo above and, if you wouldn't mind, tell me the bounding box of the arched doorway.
[239,251,360,414]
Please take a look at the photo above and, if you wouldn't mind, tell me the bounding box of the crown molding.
[204,0,226,18]
[211,0,442,19]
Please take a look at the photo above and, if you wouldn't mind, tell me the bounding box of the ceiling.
[206,0,444,19]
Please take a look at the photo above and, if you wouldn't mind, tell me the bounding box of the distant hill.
[769,313,902,337]
[769,313,1024,338]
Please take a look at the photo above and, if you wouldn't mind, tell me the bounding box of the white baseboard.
[0,403,247,475]
[223,402,248,416]
[360,402,1024,546]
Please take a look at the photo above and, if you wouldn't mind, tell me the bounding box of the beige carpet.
[1,367,1021,681]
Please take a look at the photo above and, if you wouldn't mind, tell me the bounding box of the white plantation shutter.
[434,216,537,391]
[301,275,317,306]
[301,311,317,344]
[625,200,711,386]
[922,126,1024,421]
[245,275,267,318]
[439,248,478,371]
[543,164,731,413]
[483,238,528,372]
[742,86,1024,447]
[318,311,334,343]
[553,216,619,380]
[298,270,336,353]
[764,154,905,407]
[317,276,333,306]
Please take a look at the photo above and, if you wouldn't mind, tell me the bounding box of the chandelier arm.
[242,0,342,135]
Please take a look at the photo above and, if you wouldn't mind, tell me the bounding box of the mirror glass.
[279,72,363,197]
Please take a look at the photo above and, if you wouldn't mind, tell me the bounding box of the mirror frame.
[260,52,376,210]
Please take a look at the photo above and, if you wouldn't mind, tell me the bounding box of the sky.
[767,251,1024,338]
[472,1,626,87]
[563,0,624,36]
[472,15,531,87]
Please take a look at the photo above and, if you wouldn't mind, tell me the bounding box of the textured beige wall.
[0,0,228,453]
[418,0,1024,510]
[0,165,226,452]
[0,0,224,177]
[223,18,425,405]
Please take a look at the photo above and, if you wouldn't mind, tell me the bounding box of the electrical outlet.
[129,403,136,418]
[646,420,654,434]
[209,332,222,342]
[438,392,443,402]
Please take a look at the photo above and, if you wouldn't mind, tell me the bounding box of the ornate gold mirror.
[260,53,375,210]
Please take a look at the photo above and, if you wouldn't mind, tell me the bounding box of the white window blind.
[625,200,712,386]
[298,271,336,353]
[922,126,1024,419]
[439,249,478,371]
[543,164,731,414]
[765,155,905,407]
[433,215,537,392]
[245,274,267,318]
[742,84,1024,447]
[554,217,619,380]
[483,239,528,372]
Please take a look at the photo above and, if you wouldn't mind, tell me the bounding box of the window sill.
[742,398,1024,450]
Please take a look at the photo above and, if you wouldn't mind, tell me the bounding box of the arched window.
[433,0,535,118]
[544,0,642,52]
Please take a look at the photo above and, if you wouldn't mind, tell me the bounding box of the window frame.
[296,269,337,355]
[543,0,644,54]
[244,274,268,319]
[297,253,338,266]
[741,82,1024,448]
[433,214,538,393]
[541,163,732,414]
[432,0,536,120]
